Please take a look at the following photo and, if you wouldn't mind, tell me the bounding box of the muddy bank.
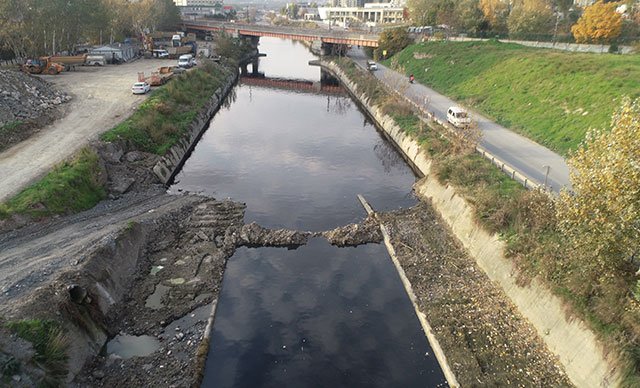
[378,203,571,386]
[69,202,383,387]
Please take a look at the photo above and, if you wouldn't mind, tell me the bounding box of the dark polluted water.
[169,37,448,387]
[201,239,447,388]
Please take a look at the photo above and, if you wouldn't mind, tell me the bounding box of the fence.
[375,70,547,192]
[0,58,23,67]
[447,36,635,55]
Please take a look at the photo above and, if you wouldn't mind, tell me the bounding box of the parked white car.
[447,106,471,128]
[132,82,150,95]
[152,49,170,59]
[178,54,195,68]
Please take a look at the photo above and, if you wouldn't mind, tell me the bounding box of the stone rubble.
[0,70,70,128]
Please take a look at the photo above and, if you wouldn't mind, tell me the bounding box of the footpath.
[347,48,571,193]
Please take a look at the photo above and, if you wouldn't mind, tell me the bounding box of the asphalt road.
[348,48,571,193]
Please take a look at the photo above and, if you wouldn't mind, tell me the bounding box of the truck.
[166,32,197,58]
[85,55,106,66]
[49,54,88,71]
[147,66,174,86]
[21,57,65,75]
[167,45,192,58]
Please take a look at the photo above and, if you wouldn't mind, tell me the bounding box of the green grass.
[0,148,106,218]
[0,120,22,134]
[6,319,68,387]
[387,40,640,155]
[0,120,25,152]
[102,62,232,155]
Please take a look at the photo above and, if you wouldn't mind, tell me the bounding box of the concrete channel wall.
[319,60,622,387]
[153,69,238,185]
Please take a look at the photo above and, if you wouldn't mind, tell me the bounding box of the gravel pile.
[0,69,70,127]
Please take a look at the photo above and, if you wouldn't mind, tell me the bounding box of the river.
[170,37,447,387]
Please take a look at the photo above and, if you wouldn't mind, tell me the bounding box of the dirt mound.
[0,69,70,151]
[0,70,70,127]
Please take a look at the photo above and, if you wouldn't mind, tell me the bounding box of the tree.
[479,0,510,33]
[408,0,456,26]
[377,27,411,59]
[552,0,575,33]
[154,0,182,31]
[557,97,640,273]
[408,0,435,26]
[571,0,622,43]
[507,0,554,38]
[454,0,490,35]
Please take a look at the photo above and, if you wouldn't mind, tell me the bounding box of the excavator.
[21,57,65,75]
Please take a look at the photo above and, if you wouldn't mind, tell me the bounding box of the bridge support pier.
[324,42,349,57]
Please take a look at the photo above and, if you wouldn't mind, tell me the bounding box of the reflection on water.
[172,37,446,387]
[106,335,160,359]
[170,85,416,231]
[202,239,447,387]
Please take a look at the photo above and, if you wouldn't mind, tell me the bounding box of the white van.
[447,106,471,128]
[152,49,170,59]
[178,54,194,68]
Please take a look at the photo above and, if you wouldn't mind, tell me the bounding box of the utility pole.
[543,165,551,188]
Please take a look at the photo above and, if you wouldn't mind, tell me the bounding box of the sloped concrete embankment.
[320,60,621,387]
[153,71,238,185]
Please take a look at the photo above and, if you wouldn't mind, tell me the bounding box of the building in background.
[318,2,405,27]
[173,0,224,17]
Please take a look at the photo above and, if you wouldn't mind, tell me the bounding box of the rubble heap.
[0,69,70,127]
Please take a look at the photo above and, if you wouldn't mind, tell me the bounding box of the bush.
[6,320,68,387]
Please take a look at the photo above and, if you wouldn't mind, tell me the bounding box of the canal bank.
[0,59,246,386]
[317,59,619,386]
[1,40,579,387]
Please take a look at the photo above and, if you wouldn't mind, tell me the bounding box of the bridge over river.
[183,20,380,48]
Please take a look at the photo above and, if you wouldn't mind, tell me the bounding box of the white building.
[173,0,217,5]
[174,0,223,16]
[318,3,405,26]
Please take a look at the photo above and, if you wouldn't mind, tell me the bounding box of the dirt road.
[0,59,170,202]
[0,190,202,316]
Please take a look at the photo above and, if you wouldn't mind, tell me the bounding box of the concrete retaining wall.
[321,60,621,387]
[448,36,634,55]
[153,70,238,185]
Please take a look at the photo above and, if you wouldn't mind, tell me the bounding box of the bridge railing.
[184,20,379,44]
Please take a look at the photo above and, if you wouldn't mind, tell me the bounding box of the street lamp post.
[543,165,551,188]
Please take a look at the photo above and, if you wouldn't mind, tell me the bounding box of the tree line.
[407,0,639,44]
[0,0,181,59]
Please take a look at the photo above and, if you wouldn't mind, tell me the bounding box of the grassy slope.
[102,62,232,155]
[389,40,640,155]
[0,148,106,218]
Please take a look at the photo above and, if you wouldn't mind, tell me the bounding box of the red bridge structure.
[183,20,380,50]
